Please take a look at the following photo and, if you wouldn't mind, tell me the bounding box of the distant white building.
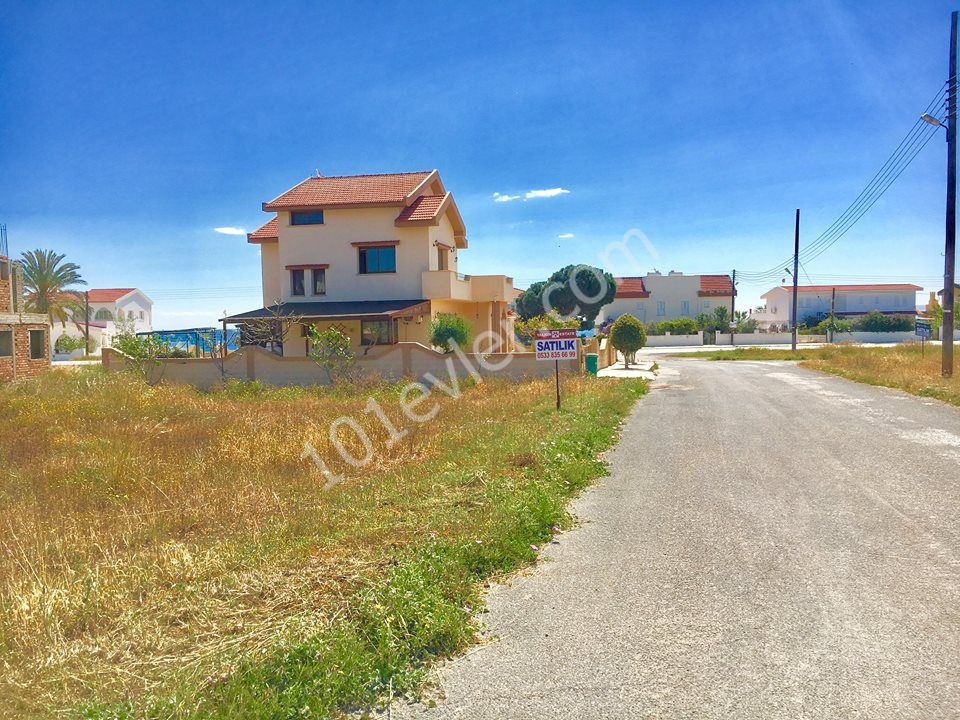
[753,283,921,329]
[597,271,735,324]
[52,288,153,355]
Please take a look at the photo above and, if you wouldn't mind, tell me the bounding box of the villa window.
[312,268,326,296]
[290,211,324,225]
[680,300,690,316]
[657,301,666,316]
[358,246,396,274]
[29,329,46,360]
[0,260,8,281]
[0,330,11,357]
[94,309,113,321]
[703,300,711,309]
[291,269,305,296]
[361,320,389,345]
[437,247,448,271]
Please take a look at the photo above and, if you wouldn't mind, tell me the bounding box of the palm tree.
[19,249,86,326]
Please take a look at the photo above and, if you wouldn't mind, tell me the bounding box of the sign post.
[535,328,579,410]
[916,318,933,357]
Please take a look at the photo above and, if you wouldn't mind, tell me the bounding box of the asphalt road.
[398,358,960,719]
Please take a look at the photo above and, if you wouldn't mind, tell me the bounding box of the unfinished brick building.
[0,253,51,382]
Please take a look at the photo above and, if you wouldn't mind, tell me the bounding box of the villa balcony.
[421,270,513,302]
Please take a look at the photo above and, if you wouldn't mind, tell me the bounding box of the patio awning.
[222,299,430,323]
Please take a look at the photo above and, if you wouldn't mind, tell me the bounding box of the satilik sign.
[535,328,579,410]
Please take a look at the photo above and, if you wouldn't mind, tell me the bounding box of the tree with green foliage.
[610,313,647,368]
[19,249,86,326]
[308,326,357,383]
[515,265,616,327]
[429,313,471,353]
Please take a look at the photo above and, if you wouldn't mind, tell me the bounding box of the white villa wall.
[715,332,827,345]
[757,287,918,327]
[271,207,434,303]
[645,332,704,347]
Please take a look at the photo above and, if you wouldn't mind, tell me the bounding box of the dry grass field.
[678,343,960,406]
[0,368,644,718]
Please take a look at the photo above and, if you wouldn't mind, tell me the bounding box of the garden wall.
[645,332,704,347]
[714,332,826,345]
[102,343,581,391]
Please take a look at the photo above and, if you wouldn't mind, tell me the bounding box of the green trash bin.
[586,353,599,376]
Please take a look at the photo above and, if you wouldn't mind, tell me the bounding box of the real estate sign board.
[535,328,579,361]
[916,319,933,339]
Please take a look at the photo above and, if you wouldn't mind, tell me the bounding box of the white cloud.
[558,233,575,239]
[492,192,521,203]
[214,226,247,235]
[525,188,570,200]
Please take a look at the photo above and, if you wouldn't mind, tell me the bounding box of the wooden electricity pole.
[943,10,958,378]
[791,209,800,351]
[730,269,736,346]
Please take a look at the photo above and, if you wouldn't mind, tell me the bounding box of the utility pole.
[943,10,958,378]
[84,290,90,355]
[730,269,736,346]
[791,209,800,351]
[830,287,836,343]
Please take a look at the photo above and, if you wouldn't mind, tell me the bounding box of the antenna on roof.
[315,169,322,178]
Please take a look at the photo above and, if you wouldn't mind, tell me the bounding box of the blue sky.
[0,0,956,327]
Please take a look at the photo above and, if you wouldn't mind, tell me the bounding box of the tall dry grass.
[0,368,631,716]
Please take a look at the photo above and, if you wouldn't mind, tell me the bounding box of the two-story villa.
[0,251,50,381]
[596,271,735,324]
[225,170,514,355]
[753,283,921,329]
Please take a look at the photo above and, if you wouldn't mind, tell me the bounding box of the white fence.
[645,331,703,347]
[715,332,826,345]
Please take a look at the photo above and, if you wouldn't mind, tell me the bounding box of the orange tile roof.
[88,288,135,303]
[263,171,433,210]
[782,283,922,293]
[395,194,447,223]
[613,277,649,298]
[698,274,735,296]
[247,217,279,243]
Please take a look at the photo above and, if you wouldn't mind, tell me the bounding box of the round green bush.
[610,314,647,364]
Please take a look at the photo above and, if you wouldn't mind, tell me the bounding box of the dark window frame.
[290,211,325,226]
[360,319,390,346]
[29,329,46,360]
[0,330,11,357]
[291,268,305,296]
[358,246,397,274]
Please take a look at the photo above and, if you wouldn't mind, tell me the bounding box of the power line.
[737,86,948,281]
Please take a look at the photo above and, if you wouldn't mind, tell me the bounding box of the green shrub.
[850,311,914,332]
[648,318,698,336]
[429,313,471,353]
[54,334,87,354]
[610,314,646,366]
[308,325,357,382]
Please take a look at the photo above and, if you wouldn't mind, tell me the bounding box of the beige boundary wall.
[102,343,581,391]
